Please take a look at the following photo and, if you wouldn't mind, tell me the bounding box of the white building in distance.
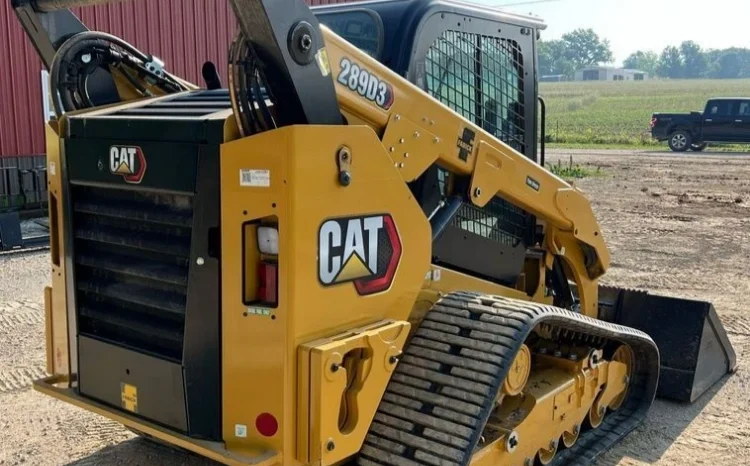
[575,66,649,81]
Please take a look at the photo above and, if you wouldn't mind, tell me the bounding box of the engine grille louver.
[71,185,193,362]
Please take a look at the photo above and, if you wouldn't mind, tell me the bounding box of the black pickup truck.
[651,97,750,151]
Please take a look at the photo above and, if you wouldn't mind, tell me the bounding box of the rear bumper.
[33,375,280,466]
[651,128,668,141]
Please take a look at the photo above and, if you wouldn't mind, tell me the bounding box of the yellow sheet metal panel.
[44,122,70,377]
[220,125,431,463]
[221,128,287,458]
[302,320,409,465]
[33,376,278,466]
[44,286,54,375]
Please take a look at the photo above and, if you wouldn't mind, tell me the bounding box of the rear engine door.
[702,99,735,141]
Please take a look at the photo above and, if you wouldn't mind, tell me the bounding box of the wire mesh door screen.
[425,30,526,153]
[425,30,533,248]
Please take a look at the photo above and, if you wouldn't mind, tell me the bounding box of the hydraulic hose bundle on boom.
[12,0,737,465]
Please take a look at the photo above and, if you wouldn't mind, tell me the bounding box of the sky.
[480,0,750,65]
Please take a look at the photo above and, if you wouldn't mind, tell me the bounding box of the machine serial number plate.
[240,169,270,187]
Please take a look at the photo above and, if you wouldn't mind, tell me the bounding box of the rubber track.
[358,291,660,466]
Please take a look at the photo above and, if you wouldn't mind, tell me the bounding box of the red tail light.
[258,262,278,306]
[255,225,279,306]
[650,117,657,128]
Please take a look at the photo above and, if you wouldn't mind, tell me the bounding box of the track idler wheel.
[503,344,531,397]
[609,345,633,411]
[537,439,559,465]
[588,401,606,429]
[561,424,580,448]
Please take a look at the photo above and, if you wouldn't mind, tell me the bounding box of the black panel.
[110,90,232,118]
[67,92,224,439]
[12,3,88,69]
[182,145,222,440]
[317,8,385,59]
[78,336,188,432]
[65,139,199,193]
[433,225,525,286]
[229,0,342,126]
[431,195,533,285]
[66,90,231,145]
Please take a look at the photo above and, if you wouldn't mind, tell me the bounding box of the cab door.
[702,100,735,141]
[408,14,538,162]
[732,100,750,142]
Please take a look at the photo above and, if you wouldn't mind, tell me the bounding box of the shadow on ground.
[596,375,731,465]
[64,377,732,465]
[65,437,220,466]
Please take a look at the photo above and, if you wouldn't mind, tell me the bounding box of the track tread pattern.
[357,292,659,466]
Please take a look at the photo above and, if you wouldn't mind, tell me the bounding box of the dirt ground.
[0,148,748,465]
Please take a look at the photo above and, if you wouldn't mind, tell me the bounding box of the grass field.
[540,79,750,146]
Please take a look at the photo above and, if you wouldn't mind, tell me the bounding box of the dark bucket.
[599,286,737,403]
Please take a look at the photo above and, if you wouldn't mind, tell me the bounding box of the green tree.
[715,51,743,78]
[680,41,707,78]
[560,29,614,69]
[538,40,576,77]
[705,48,750,79]
[657,46,684,78]
[623,50,658,76]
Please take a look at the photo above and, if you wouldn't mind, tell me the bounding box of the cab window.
[317,10,383,59]
[736,101,750,116]
[708,100,731,116]
[424,30,525,153]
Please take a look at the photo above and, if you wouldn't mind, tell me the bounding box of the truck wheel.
[690,142,708,152]
[668,131,692,152]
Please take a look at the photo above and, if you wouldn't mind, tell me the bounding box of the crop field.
[541,79,750,146]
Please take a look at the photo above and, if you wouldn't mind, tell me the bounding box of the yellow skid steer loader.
[12,0,736,465]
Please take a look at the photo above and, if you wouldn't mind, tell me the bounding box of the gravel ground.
[0,148,748,465]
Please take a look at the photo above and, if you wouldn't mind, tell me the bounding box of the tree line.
[539,29,750,79]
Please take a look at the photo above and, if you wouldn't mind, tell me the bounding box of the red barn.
[0,0,350,208]
[0,0,350,157]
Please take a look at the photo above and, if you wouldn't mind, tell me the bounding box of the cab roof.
[313,0,547,30]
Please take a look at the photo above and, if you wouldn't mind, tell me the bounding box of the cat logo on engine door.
[109,145,147,184]
[318,214,402,295]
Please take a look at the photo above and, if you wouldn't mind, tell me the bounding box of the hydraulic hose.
[49,31,187,117]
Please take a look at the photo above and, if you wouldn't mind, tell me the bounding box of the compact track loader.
[12,0,736,465]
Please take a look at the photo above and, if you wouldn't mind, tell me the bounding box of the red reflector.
[258,262,278,305]
[256,412,278,437]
